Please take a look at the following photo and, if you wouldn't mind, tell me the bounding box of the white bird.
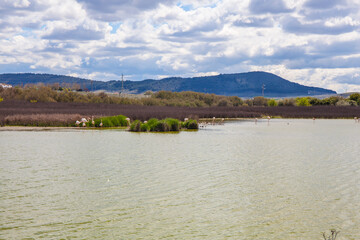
[91,116,95,126]
[82,122,86,127]
[75,120,80,126]
[125,118,130,126]
[184,118,188,122]
[99,120,103,127]
[212,117,215,125]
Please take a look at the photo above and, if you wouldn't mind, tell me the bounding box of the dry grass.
[1,100,360,126]
[4,113,82,126]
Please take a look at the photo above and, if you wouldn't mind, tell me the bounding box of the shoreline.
[1,118,357,131]
[0,126,128,131]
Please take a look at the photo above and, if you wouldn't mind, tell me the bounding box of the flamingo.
[75,120,80,127]
[91,116,95,126]
[99,120,103,127]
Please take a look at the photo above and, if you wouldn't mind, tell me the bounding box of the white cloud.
[0,0,359,93]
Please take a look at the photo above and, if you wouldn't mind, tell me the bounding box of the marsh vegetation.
[1,85,360,127]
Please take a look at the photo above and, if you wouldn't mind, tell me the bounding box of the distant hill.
[0,72,336,97]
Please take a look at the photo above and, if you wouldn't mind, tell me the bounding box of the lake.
[1,119,359,239]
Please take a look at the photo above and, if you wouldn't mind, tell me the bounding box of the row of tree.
[1,85,360,107]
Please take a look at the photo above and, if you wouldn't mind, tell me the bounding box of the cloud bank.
[0,0,360,92]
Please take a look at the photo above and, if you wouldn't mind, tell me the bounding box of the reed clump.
[129,120,141,131]
[129,118,197,132]
[93,115,128,127]
[182,119,198,129]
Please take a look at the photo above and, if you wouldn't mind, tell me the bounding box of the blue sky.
[0,0,360,92]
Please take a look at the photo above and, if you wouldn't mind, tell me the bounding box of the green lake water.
[1,119,360,239]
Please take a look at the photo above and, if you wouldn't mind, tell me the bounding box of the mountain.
[0,72,336,97]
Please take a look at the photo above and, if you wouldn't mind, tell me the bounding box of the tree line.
[1,84,359,107]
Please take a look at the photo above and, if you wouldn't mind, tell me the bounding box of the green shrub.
[94,115,128,127]
[296,97,311,106]
[321,96,341,105]
[349,93,360,102]
[129,118,180,132]
[244,99,254,106]
[217,99,230,107]
[229,96,243,106]
[308,97,322,105]
[153,120,170,132]
[140,123,149,132]
[165,118,180,131]
[130,120,141,132]
[267,99,278,107]
[253,96,268,106]
[146,118,160,131]
[101,118,114,127]
[183,119,198,129]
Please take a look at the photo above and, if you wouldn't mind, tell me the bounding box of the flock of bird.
[75,116,96,127]
[199,117,225,128]
[75,117,131,127]
[74,116,360,128]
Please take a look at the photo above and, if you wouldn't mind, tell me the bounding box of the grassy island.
[74,114,198,132]
[129,118,198,132]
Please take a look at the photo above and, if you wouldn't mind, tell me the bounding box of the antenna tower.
[121,74,124,93]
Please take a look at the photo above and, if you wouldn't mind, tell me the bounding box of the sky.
[1,0,360,92]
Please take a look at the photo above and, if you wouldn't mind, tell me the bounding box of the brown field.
[1,100,360,126]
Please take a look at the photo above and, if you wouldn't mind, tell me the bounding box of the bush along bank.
[75,115,198,132]
[73,115,130,128]
[130,118,198,132]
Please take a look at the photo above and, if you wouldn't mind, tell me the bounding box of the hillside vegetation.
[0,85,359,108]
[0,71,336,97]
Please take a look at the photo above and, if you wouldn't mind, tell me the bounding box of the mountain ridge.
[0,71,336,97]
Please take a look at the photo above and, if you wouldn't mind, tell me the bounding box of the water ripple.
[0,119,360,239]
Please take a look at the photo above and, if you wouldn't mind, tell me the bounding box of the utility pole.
[262,84,265,97]
[121,74,124,93]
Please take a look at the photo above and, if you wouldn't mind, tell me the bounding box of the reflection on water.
[1,119,360,239]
